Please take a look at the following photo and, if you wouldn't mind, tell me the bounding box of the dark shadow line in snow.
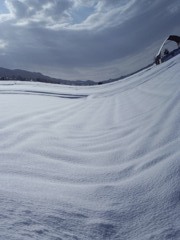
[0,90,88,99]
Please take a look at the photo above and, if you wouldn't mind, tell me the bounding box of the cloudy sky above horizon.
[0,0,180,81]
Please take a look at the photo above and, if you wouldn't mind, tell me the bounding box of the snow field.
[0,56,180,239]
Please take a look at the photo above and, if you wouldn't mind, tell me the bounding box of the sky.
[0,0,180,81]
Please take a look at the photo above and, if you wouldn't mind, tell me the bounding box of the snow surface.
[0,56,180,240]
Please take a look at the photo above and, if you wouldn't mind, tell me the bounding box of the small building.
[155,35,180,65]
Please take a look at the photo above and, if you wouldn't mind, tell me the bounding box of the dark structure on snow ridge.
[155,35,180,65]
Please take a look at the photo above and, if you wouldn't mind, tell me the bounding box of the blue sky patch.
[0,1,8,14]
[71,6,95,24]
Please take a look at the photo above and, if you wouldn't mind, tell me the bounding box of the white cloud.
[73,0,136,30]
[0,13,12,23]
[3,0,74,26]
[167,2,180,14]
[2,0,137,30]
[0,39,7,49]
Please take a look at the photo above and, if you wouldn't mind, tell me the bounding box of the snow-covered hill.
[0,55,180,240]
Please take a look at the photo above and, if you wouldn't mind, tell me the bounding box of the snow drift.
[0,55,180,240]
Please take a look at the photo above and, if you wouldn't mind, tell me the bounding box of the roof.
[156,35,180,57]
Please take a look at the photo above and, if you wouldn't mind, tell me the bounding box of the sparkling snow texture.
[0,56,180,239]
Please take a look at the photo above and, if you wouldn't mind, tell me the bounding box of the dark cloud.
[0,0,180,80]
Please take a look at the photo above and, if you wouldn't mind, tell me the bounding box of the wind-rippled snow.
[0,56,180,239]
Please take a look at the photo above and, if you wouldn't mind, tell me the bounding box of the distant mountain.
[0,67,96,86]
[0,63,154,86]
[0,67,58,82]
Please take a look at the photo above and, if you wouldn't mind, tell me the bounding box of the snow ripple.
[0,57,180,239]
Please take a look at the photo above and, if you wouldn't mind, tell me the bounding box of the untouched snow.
[0,56,180,240]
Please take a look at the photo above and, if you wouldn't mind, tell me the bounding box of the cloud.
[167,2,180,14]
[0,39,7,49]
[3,0,137,29]
[4,0,74,26]
[0,0,180,80]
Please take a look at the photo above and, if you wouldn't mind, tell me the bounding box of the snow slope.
[0,55,180,240]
